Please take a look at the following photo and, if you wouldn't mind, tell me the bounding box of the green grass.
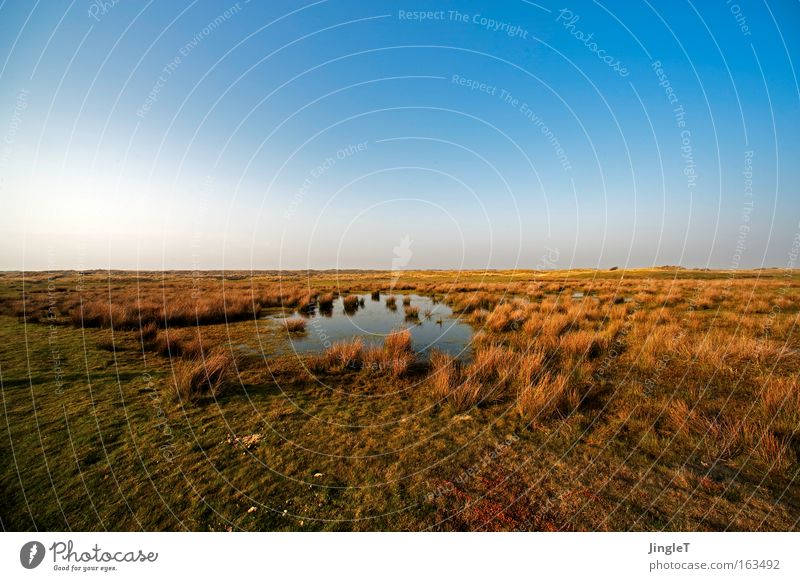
[1,269,799,531]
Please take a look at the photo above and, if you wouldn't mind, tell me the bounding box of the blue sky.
[1,0,798,270]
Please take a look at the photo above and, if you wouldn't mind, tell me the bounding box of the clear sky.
[1,0,798,271]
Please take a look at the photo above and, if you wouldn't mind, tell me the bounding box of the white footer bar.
[1,532,796,580]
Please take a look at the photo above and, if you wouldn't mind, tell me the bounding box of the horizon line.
[2,266,796,274]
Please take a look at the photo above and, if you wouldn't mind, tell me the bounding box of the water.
[278,294,473,359]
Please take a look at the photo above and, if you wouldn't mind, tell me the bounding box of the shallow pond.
[277,294,473,359]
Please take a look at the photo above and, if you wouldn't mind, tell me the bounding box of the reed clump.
[173,351,234,401]
[284,318,307,333]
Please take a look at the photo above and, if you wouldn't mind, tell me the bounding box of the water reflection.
[278,294,473,359]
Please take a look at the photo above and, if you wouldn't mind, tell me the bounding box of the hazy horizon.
[5,264,797,274]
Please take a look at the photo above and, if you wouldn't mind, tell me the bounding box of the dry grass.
[429,349,459,401]
[468,343,508,384]
[362,329,414,378]
[147,328,204,359]
[317,293,335,313]
[559,330,607,359]
[140,321,159,341]
[323,338,364,371]
[516,350,546,387]
[516,372,574,422]
[74,293,261,329]
[342,295,360,313]
[666,400,793,469]
[485,303,527,332]
[173,351,234,401]
[362,346,413,378]
[310,329,415,378]
[449,378,484,411]
[4,269,800,531]
[428,345,508,410]
[404,305,420,320]
[284,318,307,333]
[69,284,342,330]
[761,375,800,424]
[450,292,496,314]
[384,328,412,354]
[527,313,572,337]
[297,293,316,314]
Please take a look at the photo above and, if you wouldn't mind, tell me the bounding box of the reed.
[173,351,233,401]
[343,295,360,313]
[284,318,307,333]
[404,305,420,320]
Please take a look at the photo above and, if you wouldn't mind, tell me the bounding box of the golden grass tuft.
[361,329,414,378]
[468,343,508,383]
[140,321,159,341]
[450,292,496,314]
[485,303,527,332]
[284,318,307,333]
[148,328,204,359]
[404,305,420,320]
[428,347,506,409]
[538,313,573,337]
[323,338,364,371]
[516,372,574,422]
[384,328,412,354]
[516,350,546,387]
[174,351,234,401]
[317,293,335,312]
[449,378,484,412]
[342,295,360,312]
[559,330,607,359]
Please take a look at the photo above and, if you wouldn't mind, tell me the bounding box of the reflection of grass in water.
[317,293,335,313]
[342,295,360,313]
[404,305,420,321]
[1,268,799,531]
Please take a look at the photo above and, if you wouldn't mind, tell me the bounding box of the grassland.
[0,268,798,531]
